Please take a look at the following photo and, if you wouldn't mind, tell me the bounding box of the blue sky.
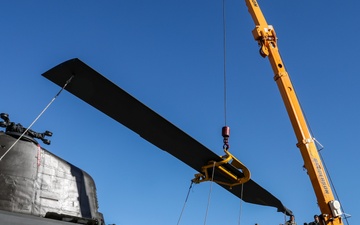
[1,1,358,225]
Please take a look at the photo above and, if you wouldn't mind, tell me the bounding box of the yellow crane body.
[244,1,343,224]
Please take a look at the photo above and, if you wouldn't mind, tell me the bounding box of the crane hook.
[222,126,230,150]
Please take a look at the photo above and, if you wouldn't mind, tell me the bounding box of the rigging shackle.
[222,126,230,150]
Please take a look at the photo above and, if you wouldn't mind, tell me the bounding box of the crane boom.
[244,1,343,224]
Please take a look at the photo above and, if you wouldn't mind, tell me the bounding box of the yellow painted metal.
[192,149,251,188]
[244,0,343,224]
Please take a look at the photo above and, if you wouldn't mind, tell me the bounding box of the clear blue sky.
[1,1,358,225]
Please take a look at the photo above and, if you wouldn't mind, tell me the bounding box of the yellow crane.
[244,1,343,224]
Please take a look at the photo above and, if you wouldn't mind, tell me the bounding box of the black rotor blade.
[42,58,292,215]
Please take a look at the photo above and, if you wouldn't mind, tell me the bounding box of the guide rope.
[176,181,194,225]
[203,161,216,225]
[0,75,74,161]
[237,183,244,225]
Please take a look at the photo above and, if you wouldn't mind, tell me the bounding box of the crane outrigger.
[245,0,343,224]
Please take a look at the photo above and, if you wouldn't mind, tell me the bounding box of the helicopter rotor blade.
[42,58,292,216]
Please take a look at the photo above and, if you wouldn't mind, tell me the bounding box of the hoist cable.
[0,75,74,161]
[222,0,228,126]
[300,100,349,224]
[317,148,350,225]
[203,161,216,225]
[176,181,194,225]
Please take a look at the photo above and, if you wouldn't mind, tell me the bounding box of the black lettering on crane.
[313,158,330,195]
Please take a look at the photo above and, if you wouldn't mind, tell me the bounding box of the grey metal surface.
[0,209,75,225]
[0,132,104,224]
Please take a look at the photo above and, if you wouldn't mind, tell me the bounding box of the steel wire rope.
[316,143,350,225]
[203,161,216,225]
[296,85,349,224]
[222,1,245,224]
[0,75,74,161]
[237,183,244,225]
[222,0,228,126]
[176,181,194,225]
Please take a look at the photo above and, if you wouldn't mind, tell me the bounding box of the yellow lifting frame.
[192,149,251,188]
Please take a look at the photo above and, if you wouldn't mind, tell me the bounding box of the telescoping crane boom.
[244,1,343,225]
